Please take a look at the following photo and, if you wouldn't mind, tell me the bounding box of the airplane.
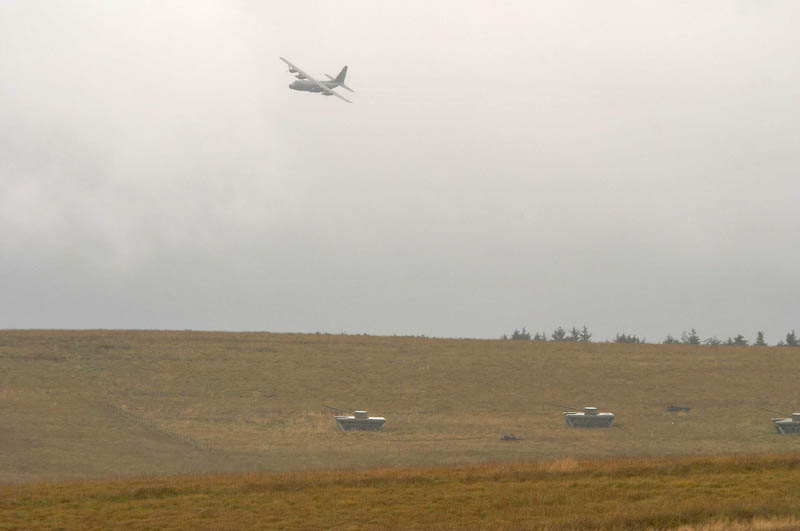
[280,57,353,103]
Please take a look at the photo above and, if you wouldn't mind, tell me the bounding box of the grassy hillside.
[3,454,800,530]
[2,330,800,482]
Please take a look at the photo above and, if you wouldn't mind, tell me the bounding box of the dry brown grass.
[2,330,800,483]
[2,453,800,530]
[670,517,800,530]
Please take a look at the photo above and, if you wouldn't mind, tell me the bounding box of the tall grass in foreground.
[2,453,800,530]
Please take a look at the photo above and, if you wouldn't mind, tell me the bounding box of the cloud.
[1,1,799,339]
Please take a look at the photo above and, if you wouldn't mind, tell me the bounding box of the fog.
[2,1,798,341]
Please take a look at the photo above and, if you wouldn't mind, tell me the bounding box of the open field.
[2,330,800,483]
[3,453,800,530]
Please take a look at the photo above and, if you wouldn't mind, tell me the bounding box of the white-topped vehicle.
[335,410,386,431]
[771,413,800,434]
[563,407,615,428]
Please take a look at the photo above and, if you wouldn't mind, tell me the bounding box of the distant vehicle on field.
[771,413,800,434]
[563,407,615,428]
[335,410,386,431]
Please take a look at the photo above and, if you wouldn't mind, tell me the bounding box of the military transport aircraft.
[280,57,353,103]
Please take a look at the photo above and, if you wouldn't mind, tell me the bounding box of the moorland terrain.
[3,454,800,530]
[2,329,800,483]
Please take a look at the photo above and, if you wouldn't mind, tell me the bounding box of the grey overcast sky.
[1,1,798,342]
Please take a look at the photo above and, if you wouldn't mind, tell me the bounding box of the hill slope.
[2,330,800,482]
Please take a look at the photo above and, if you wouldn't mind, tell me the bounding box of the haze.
[2,1,798,341]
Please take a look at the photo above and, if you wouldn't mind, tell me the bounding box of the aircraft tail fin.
[325,66,355,92]
[325,66,354,92]
[334,66,347,84]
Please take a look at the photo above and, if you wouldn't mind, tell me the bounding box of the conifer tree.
[662,334,680,344]
[510,328,531,341]
[786,330,799,347]
[550,326,567,341]
[754,331,766,346]
[681,329,701,345]
[725,334,748,346]
[567,327,581,342]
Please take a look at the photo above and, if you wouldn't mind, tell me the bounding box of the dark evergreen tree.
[681,329,701,345]
[786,330,799,347]
[550,326,567,341]
[662,334,680,344]
[725,334,748,346]
[579,325,592,343]
[754,331,766,346]
[510,328,531,341]
[615,333,644,344]
[567,327,581,342]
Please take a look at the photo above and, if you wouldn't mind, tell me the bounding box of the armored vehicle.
[564,407,615,428]
[666,405,691,413]
[771,413,800,434]
[335,410,386,431]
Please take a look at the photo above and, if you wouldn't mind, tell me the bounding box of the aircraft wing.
[280,57,351,103]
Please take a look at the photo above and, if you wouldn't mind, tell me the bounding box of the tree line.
[503,326,799,347]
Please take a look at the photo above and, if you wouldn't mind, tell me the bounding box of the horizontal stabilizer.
[325,73,354,92]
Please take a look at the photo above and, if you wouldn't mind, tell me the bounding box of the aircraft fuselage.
[289,79,338,93]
